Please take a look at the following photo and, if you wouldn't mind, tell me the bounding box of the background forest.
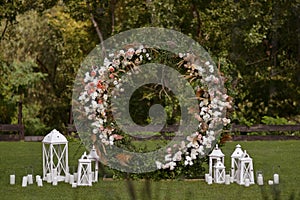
[0,0,299,135]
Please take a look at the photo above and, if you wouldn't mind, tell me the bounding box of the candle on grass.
[52,176,58,186]
[74,173,78,182]
[22,176,28,187]
[268,180,274,185]
[245,178,250,187]
[27,174,33,184]
[257,174,264,185]
[46,173,52,183]
[273,174,279,184]
[205,174,209,182]
[10,175,15,185]
[69,174,74,184]
[225,174,231,185]
[36,175,41,182]
[65,173,70,183]
[37,179,43,187]
[207,176,213,185]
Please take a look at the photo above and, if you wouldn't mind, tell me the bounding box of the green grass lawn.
[0,140,299,200]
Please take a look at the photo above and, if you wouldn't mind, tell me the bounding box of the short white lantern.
[42,129,69,182]
[208,144,225,181]
[214,158,226,184]
[87,145,100,183]
[77,152,92,186]
[237,150,254,185]
[231,144,243,183]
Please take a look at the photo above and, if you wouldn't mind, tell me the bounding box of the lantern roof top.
[231,144,244,158]
[240,150,252,161]
[42,129,68,144]
[214,158,225,169]
[209,144,225,158]
[88,145,100,160]
[79,152,91,163]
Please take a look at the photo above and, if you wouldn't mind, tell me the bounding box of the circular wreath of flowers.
[78,45,232,171]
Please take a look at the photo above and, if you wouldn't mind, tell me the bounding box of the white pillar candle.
[36,175,41,182]
[225,175,231,185]
[52,168,57,179]
[92,172,95,182]
[52,177,58,186]
[10,175,15,185]
[268,180,274,185]
[207,176,213,185]
[273,174,279,184]
[89,172,93,183]
[69,175,74,184]
[74,173,78,182]
[72,182,77,188]
[230,176,234,183]
[37,179,43,187]
[27,174,33,184]
[257,174,264,185]
[245,178,250,187]
[46,173,52,183]
[22,176,28,187]
[205,174,209,182]
[65,173,70,183]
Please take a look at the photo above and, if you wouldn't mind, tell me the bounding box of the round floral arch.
[73,28,232,173]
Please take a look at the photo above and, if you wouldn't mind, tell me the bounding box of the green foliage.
[1,1,299,136]
[261,116,295,125]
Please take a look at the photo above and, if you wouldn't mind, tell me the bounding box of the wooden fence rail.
[0,101,24,140]
[231,124,300,132]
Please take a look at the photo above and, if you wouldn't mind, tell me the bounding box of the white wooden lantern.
[237,150,255,185]
[87,145,100,182]
[231,144,243,183]
[214,158,226,184]
[42,129,69,182]
[209,144,225,181]
[77,152,92,186]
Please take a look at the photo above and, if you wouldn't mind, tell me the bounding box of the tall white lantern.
[231,144,243,183]
[238,150,255,185]
[42,129,69,182]
[77,152,92,186]
[214,158,226,184]
[87,145,100,183]
[209,144,225,181]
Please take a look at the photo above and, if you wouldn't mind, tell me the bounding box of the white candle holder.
[256,171,264,186]
[36,175,41,182]
[65,173,70,183]
[245,178,250,187]
[37,179,43,187]
[205,174,209,182]
[52,176,58,186]
[69,174,74,184]
[73,173,78,182]
[46,173,52,183]
[10,174,15,185]
[22,176,28,187]
[207,176,213,185]
[225,174,231,185]
[273,174,279,184]
[27,174,33,184]
[268,180,274,185]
